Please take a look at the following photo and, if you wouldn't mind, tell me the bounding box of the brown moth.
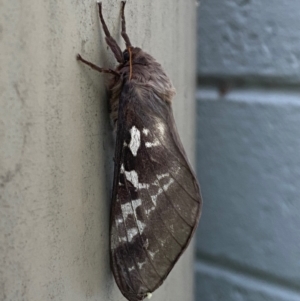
[77,2,202,301]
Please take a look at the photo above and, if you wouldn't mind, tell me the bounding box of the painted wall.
[196,1,300,300]
[0,1,197,300]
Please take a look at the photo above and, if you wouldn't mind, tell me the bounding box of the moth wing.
[110,82,202,301]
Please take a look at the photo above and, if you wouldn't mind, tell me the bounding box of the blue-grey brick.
[196,90,300,289]
[197,0,300,82]
[195,262,300,301]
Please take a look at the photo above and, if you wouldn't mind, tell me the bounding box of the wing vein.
[142,124,200,204]
[126,186,167,278]
[162,166,200,204]
[112,246,136,293]
[116,203,151,291]
[152,129,192,174]
[143,186,183,255]
[144,150,194,229]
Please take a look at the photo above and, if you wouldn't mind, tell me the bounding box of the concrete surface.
[197,0,300,84]
[0,1,197,301]
[196,1,300,301]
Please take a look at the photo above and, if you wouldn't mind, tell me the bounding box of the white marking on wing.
[121,202,133,220]
[151,188,163,206]
[129,126,140,156]
[149,176,174,207]
[127,227,138,242]
[137,220,146,232]
[128,266,135,272]
[174,166,181,175]
[121,199,146,235]
[116,217,123,225]
[138,183,150,189]
[152,180,159,186]
[157,122,165,136]
[143,239,149,249]
[148,250,159,260]
[132,200,146,233]
[163,178,174,191]
[132,199,142,210]
[124,170,150,190]
[120,165,175,235]
[119,236,127,243]
[145,206,156,216]
[157,173,170,180]
[145,139,160,148]
[138,261,146,269]
[143,128,149,136]
[124,170,139,188]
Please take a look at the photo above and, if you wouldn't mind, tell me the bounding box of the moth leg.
[77,54,120,76]
[97,2,123,63]
[120,1,132,47]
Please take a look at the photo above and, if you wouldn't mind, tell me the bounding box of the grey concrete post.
[0,1,197,300]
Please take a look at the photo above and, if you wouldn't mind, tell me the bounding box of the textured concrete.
[0,1,197,301]
[196,90,300,300]
[197,0,300,83]
[196,1,300,300]
[196,90,300,295]
[196,262,300,301]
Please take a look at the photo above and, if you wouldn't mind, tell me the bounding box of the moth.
[77,2,202,301]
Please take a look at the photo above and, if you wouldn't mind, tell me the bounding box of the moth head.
[122,49,130,62]
[122,47,151,66]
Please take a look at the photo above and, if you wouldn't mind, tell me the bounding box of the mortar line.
[196,251,300,297]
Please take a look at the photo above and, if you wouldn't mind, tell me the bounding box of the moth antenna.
[128,47,133,80]
[121,1,132,47]
[97,1,123,63]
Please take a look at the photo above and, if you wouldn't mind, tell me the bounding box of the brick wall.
[195,1,300,300]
